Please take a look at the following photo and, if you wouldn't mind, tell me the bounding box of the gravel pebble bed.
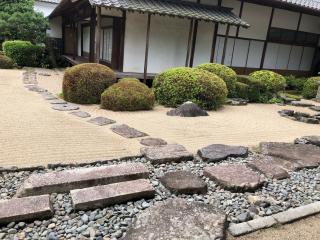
[1,154,320,240]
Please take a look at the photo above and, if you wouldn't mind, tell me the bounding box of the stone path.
[87,116,116,126]
[198,144,248,162]
[111,124,148,138]
[124,198,226,240]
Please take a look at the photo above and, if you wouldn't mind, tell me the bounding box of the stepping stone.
[49,99,67,104]
[111,124,147,138]
[310,106,320,112]
[124,198,226,240]
[167,101,209,117]
[160,171,207,194]
[87,116,115,126]
[71,179,155,211]
[16,163,149,197]
[247,156,290,180]
[42,94,57,100]
[291,101,314,107]
[259,155,303,171]
[295,136,320,147]
[25,85,47,93]
[204,164,265,192]
[69,111,91,118]
[139,138,167,146]
[52,104,79,111]
[198,144,248,162]
[141,144,193,164]
[260,142,320,168]
[0,195,53,224]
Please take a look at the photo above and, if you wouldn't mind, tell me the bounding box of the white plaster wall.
[271,9,300,30]
[299,14,320,34]
[83,26,90,53]
[34,1,57,17]
[239,2,272,40]
[101,8,123,17]
[77,24,82,56]
[218,0,241,37]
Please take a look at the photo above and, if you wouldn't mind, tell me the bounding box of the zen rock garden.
[1,136,320,239]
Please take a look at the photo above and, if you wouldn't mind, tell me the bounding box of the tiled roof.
[89,0,250,27]
[279,0,320,11]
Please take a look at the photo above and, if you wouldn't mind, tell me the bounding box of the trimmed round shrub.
[236,75,263,102]
[249,70,286,93]
[234,81,249,100]
[153,67,227,110]
[0,55,15,69]
[101,78,155,111]
[63,63,116,104]
[285,75,307,92]
[196,63,236,97]
[302,76,320,99]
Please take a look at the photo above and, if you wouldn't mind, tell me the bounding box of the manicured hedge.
[196,63,237,97]
[63,63,116,104]
[2,40,44,67]
[101,78,155,111]
[302,76,320,99]
[0,54,15,69]
[249,70,286,93]
[153,67,227,110]
[236,75,262,102]
[285,75,307,92]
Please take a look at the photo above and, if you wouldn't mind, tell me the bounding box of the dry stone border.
[278,109,320,124]
[111,124,148,138]
[198,144,248,162]
[87,116,116,126]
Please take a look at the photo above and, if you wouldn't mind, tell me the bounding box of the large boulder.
[167,101,209,117]
[124,198,227,240]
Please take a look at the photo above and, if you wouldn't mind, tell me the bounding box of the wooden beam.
[221,24,230,65]
[95,6,101,63]
[143,13,151,84]
[89,7,96,63]
[260,7,274,69]
[185,19,194,67]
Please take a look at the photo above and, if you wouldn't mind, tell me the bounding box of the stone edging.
[228,201,320,236]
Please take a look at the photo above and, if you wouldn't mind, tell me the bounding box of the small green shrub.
[0,54,15,69]
[234,81,249,100]
[236,75,262,102]
[63,63,116,104]
[302,76,320,99]
[101,78,155,111]
[285,75,307,92]
[249,70,286,93]
[153,67,227,110]
[2,40,44,67]
[196,63,236,97]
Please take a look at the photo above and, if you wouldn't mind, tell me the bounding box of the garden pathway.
[0,70,140,168]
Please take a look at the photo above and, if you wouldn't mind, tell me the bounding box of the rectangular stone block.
[0,195,53,225]
[71,179,155,210]
[16,163,149,197]
[273,204,318,224]
[228,222,253,236]
[247,216,277,230]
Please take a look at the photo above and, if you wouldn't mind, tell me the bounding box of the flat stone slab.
[141,144,193,164]
[16,163,149,197]
[69,111,91,118]
[260,142,320,168]
[290,101,314,107]
[258,155,303,171]
[198,144,248,162]
[295,135,320,147]
[87,117,115,126]
[204,164,265,192]
[52,104,79,111]
[248,156,290,180]
[111,124,147,138]
[124,198,226,240]
[310,106,320,112]
[25,85,47,93]
[41,93,57,100]
[0,195,53,225]
[160,171,207,194]
[71,179,155,211]
[139,138,167,146]
[49,99,67,104]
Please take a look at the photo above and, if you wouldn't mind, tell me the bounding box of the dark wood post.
[189,19,198,67]
[185,19,194,67]
[143,13,151,83]
[210,0,221,63]
[95,7,101,63]
[89,7,96,63]
[119,10,126,71]
[72,23,77,60]
[221,24,230,65]
[260,7,274,69]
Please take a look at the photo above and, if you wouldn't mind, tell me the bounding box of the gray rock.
[198,144,248,162]
[52,104,79,111]
[69,111,91,118]
[124,198,226,240]
[167,101,209,117]
[295,136,320,147]
[310,106,320,112]
[237,212,252,222]
[160,171,207,194]
[139,138,167,146]
[49,99,67,104]
[291,101,314,107]
[278,109,294,117]
[87,117,115,126]
[227,98,248,106]
[111,124,147,138]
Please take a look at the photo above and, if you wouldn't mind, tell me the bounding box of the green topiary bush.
[2,40,44,67]
[234,81,249,100]
[249,70,286,93]
[0,54,15,69]
[196,63,237,97]
[153,67,227,110]
[63,63,116,104]
[285,75,307,92]
[236,75,262,102]
[101,78,155,111]
[302,77,320,99]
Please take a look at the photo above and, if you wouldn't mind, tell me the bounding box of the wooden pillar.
[189,19,198,67]
[260,7,274,69]
[210,0,221,63]
[119,10,126,71]
[221,24,230,65]
[89,7,96,63]
[143,13,151,83]
[72,23,77,60]
[95,6,101,63]
[185,19,194,67]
